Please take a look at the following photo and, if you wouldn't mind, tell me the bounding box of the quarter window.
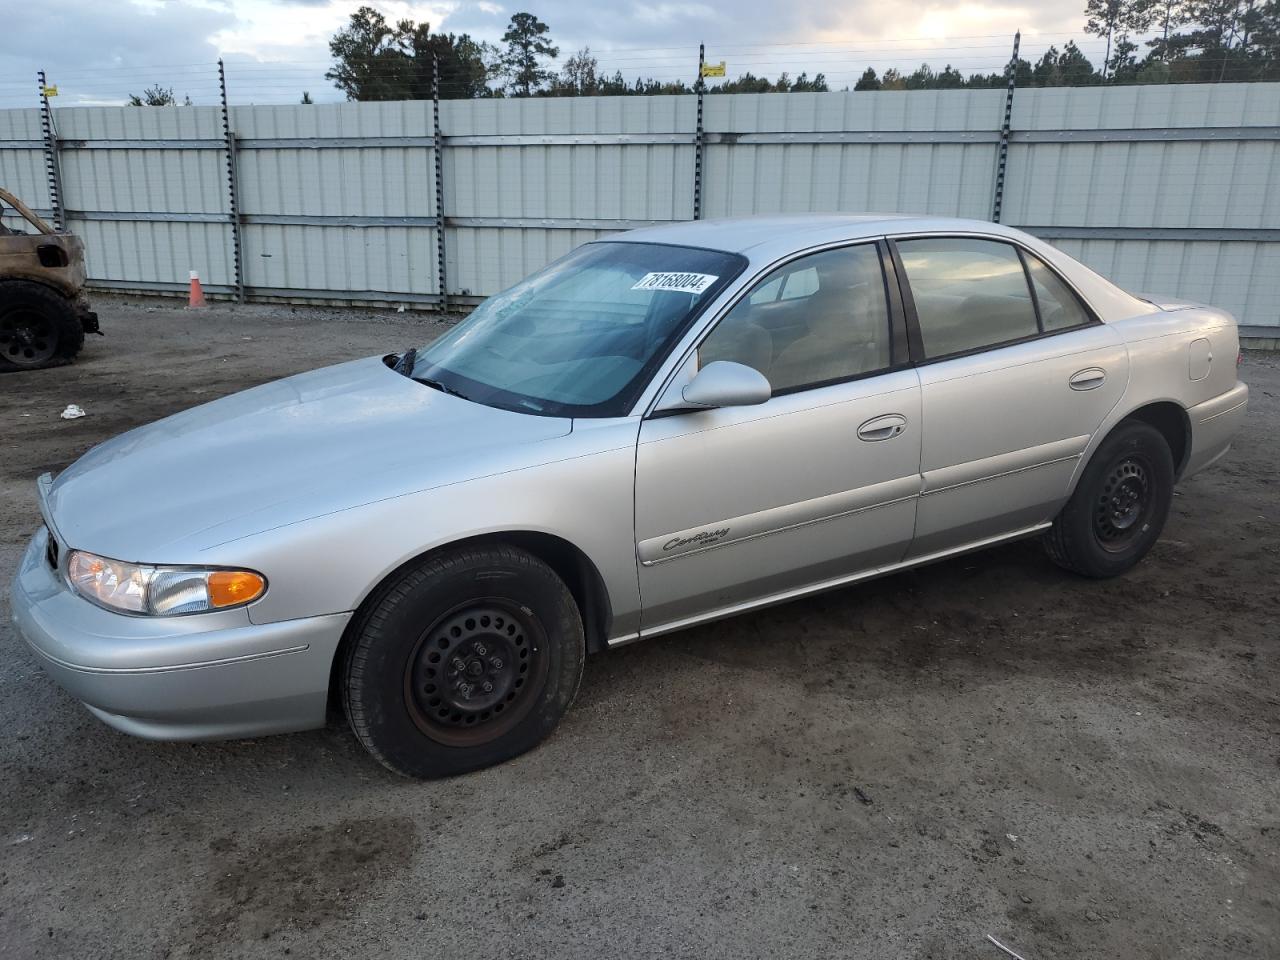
[1024,252,1093,331]
[698,244,892,393]
[896,237,1039,358]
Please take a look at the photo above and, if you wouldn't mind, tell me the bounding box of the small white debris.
[986,934,1030,960]
[9,833,33,845]
[60,404,86,420]
[397,304,407,313]
[1006,833,1019,843]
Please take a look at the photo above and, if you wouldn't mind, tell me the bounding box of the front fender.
[201,421,644,641]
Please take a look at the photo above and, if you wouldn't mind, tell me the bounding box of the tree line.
[320,7,832,100]
[129,1,1280,105]
[1080,0,1280,82]
[323,1,1279,101]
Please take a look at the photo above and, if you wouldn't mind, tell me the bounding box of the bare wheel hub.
[444,633,514,713]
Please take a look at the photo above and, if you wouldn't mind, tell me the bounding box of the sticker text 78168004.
[631,272,719,295]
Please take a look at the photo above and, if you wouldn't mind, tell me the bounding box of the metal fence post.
[991,31,1020,223]
[432,54,449,314]
[36,70,64,231]
[218,60,246,302]
[693,44,705,221]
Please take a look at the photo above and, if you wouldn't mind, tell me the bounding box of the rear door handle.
[858,414,907,442]
[1069,367,1106,391]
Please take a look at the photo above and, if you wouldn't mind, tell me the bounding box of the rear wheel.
[0,281,85,371]
[1043,420,1175,578]
[342,545,585,778]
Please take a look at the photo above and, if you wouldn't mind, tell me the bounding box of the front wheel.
[1043,420,1175,578]
[0,281,86,371]
[342,545,585,778]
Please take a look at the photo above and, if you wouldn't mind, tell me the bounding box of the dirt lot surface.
[1,296,1277,960]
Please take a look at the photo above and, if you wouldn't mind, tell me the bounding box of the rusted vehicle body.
[0,188,99,370]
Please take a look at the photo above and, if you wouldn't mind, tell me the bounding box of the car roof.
[607,213,1155,324]
[610,214,1026,255]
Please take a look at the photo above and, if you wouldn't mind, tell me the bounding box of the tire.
[0,281,86,371]
[342,545,585,779]
[1043,420,1175,578]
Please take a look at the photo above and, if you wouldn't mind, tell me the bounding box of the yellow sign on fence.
[700,61,726,78]
[42,85,58,97]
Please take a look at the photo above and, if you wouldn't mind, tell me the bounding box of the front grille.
[45,527,59,572]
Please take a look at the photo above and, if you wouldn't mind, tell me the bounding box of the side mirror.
[679,361,771,409]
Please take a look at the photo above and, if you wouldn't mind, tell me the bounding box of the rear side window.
[896,238,1038,358]
[1024,253,1093,331]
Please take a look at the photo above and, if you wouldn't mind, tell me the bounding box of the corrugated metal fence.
[2,83,1277,334]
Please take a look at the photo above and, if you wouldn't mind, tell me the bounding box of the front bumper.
[78,303,101,336]
[9,527,350,741]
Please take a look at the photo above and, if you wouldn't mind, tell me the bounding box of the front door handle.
[1069,367,1106,391]
[858,414,907,442]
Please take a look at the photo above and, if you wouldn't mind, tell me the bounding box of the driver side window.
[698,244,892,394]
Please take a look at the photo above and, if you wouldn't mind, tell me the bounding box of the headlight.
[66,551,266,616]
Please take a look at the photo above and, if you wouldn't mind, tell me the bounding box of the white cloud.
[634,4,716,25]
[0,0,234,107]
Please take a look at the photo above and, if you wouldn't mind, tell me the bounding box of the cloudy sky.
[0,0,1109,108]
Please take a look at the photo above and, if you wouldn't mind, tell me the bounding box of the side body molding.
[920,435,1090,497]
[638,474,921,566]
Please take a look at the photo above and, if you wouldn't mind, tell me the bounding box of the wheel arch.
[1066,399,1191,502]
[1118,400,1191,478]
[327,530,615,714]
[0,274,79,302]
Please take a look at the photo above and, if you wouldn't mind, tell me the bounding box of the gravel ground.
[1,296,1277,960]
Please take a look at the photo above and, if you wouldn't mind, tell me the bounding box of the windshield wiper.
[413,376,471,402]
[391,347,417,376]
[392,346,470,400]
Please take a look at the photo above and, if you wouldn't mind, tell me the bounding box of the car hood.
[44,357,572,559]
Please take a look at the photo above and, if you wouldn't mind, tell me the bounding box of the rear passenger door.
[890,236,1130,558]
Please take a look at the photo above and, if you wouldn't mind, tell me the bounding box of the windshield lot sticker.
[632,272,719,295]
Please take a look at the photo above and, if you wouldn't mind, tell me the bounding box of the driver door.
[633,242,923,634]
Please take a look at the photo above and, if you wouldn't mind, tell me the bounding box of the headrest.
[814,251,881,292]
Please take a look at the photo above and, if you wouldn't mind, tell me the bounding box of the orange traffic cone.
[186,270,208,309]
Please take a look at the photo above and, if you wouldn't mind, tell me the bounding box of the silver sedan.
[10,215,1249,777]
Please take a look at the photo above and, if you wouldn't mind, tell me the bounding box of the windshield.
[411,241,746,417]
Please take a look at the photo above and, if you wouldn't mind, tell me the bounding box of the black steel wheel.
[403,601,549,747]
[1044,420,1175,578]
[1092,456,1155,552]
[343,545,585,778]
[0,281,86,371]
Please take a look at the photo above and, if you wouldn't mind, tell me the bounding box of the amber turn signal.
[208,570,267,608]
